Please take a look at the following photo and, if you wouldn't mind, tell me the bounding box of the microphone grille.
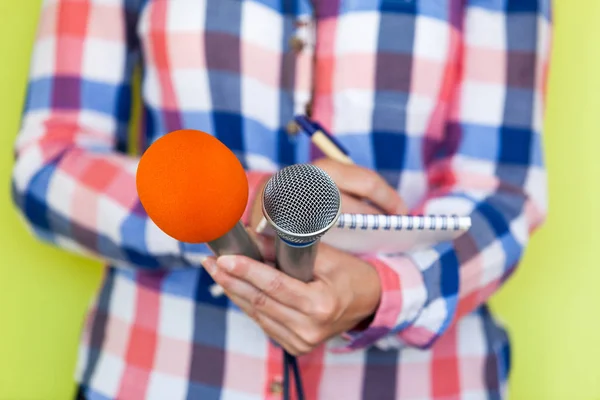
[262,164,341,244]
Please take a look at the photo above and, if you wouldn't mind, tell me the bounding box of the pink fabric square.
[104,169,138,210]
[412,57,445,98]
[60,150,94,180]
[55,37,85,75]
[459,356,486,391]
[242,42,281,88]
[72,184,99,231]
[103,316,132,359]
[154,336,192,377]
[118,365,151,399]
[334,54,376,91]
[464,46,506,84]
[37,2,58,39]
[223,353,265,395]
[459,253,484,298]
[397,359,431,398]
[135,285,161,330]
[87,4,124,42]
[168,32,206,69]
[316,19,337,55]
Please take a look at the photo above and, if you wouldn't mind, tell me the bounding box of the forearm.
[11,119,273,270]
[338,180,545,351]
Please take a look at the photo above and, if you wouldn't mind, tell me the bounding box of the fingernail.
[201,258,217,275]
[217,255,237,272]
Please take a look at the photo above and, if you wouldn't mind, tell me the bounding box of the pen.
[293,115,354,165]
[255,116,354,234]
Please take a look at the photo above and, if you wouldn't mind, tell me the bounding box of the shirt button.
[269,379,283,394]
[286,120,299,135]
[288,36,305,53]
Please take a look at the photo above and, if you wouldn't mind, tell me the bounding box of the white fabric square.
[241,1,283,51]
[457,314,487,356]
[165,0,206,32]
[406,94,436,136]
[47,170,75,218]
[524,166,548,214]
[109,276,137,323]
[146,221,180,257]
[241,77,279,129]
[335,12,380,54]
[464,8,506,50]
[171,69,212,111]
[90,353,125,399]
[30,38,56,78]
[146,372,188,400]
[398,171,427,209]
[225,310,267,358]
[413,16,450,61]
[480,240,506,286]
[332,90,374,134]
[97,194,128,244]
[141,68,162,108]
[411,298,447,334]
[78,110,117,144]
[82,38,125,84]
[158,294,194,341]
[459,81,505,126]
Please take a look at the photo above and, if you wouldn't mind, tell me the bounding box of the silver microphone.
[206,222,263,261]
[261,164,341,282]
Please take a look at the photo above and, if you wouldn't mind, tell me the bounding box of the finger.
[227,293,312,356]
[216,255,312,312]
[207,260,306,328]
[340,194,383,214]
[313,158,406,214]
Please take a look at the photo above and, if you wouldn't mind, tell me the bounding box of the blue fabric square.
[457,123,500,162]
[417,0,448,21]
[161,268,202,299]
[180,111,215,134]
[338,134,376,169]
[186,382,222,400]
[25,78,53,111]
[242,118,278,161]
[205,1,243,36]
[506,14,538,51]
[377,13,416,53]
[81,80,119,116]
[499,126,532,165]
[212,111,245,156]
[404,135,423,171]
[24,163,56,232]
[372,132,406,170]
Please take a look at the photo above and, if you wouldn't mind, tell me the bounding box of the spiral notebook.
[257,214,471,254]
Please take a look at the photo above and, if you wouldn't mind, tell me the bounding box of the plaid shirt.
[12,0,551,398]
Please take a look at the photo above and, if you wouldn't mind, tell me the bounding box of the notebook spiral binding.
[336,214,472,231]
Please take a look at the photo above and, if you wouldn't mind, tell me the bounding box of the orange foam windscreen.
[136,129,249,243]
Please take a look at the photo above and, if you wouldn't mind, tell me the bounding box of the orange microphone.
[136,129,263,267]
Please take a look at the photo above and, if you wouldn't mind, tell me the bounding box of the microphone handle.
[275,237,317,283]
[207,221,263,262]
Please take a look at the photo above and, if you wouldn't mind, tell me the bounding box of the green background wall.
[1,1,599,399]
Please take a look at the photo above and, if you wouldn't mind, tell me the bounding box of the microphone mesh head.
[262,164,341,244]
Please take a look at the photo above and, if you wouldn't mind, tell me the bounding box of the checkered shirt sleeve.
[10,0,271,271]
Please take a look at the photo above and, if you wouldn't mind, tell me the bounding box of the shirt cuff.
[332,255,427,352]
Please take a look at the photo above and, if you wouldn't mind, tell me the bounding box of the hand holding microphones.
[135,129,400,356]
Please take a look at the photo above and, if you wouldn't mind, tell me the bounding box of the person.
[11,0,551,398]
